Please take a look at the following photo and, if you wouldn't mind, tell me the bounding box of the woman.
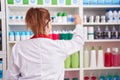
[6,8,84,80]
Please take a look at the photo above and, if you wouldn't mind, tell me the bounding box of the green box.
[7,0,14,4]
[66,0,71,5]
[52,0,57,5]
[38,0,43,5]
[23,0,29,5]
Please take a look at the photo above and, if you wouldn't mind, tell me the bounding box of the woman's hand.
[74,15,82,25]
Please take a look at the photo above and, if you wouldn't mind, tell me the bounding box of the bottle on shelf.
[104,48,112,67]
[111,26,118,39]
[84,76,89,80]
[9,31,15,41]
[72,78,78,80]
[113,9,118,23]
[91,76,97,80]
[113,74,119,80]
[71,51,79,68]
[97,46,104,67]
[112,48,119,66]
[0,60,2,80]
[99,75,106,80]
[106,9,113,23]
[57,12,62,23]
[21,31,26,41]
[83,15,87,23]
[88,27,94,40]
[101,15,106,23]
[95,15,100,23]
[89,16,94,23]
[15,31,21,41]
[68,30,73,40]
[90,46,96,68]
[64,56,71,68]
[94,26,103,39]
[103,26,111,39]
[62,12,67,23]
[106,75,112,80]
[83,48,89,68]
[64,78,69,80]
[118,10,120,23]
[118,26,120,39]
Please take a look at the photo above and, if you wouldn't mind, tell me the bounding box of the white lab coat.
[6,24,84,80]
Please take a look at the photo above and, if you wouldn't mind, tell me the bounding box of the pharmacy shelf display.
[0,0,6,51]
[6,0,83,80]
[6,0,120,80]
[83,1,120,80]
[0,0,7,80]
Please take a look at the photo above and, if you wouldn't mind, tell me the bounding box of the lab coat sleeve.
[6,44,20,80]
[56,24,84,56]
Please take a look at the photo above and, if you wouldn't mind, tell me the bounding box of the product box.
[83,0,89,5]
[38,0,43,5]
[89,0,97,5]
[97,0,104,5]
[23,0,29,5]
[52,0,57,5]
[66,0,71,5]
[104,0,112,5]
[112,0,120,5]
[7,0,14,4]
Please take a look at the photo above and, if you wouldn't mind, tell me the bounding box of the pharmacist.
[6,8,84,80]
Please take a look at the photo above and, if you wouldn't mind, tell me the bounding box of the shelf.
[83,23,120,26]
[85,39,120,42]
[8,22,75,26]
[84,67,120,70]
[8,41,19,44]
[65,68,80,71]
[0,51,6,56]
[83,5,120,9]
[7,5,79,9]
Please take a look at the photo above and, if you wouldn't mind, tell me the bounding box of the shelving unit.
[83,23,120,26]
[0,0,6,51]
[85,39,120,42]
[6,0,83,80]
[5,0,120,80]
[0,0,6,80]
[8,22,75,26]
[83,5,120,8]
[83,2,120,80]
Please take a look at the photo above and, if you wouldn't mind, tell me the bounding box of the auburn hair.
[25,7,50,35]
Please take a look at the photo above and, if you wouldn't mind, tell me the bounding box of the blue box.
[104,0,112,5]
[112,0,120,5]
[89,0,97,5]
[97,0,104,5]
[83,0,89,5]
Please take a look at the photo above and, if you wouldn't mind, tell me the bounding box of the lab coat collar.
[31,34,50,39]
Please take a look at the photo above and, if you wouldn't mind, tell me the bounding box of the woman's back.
[9,38,67,80]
